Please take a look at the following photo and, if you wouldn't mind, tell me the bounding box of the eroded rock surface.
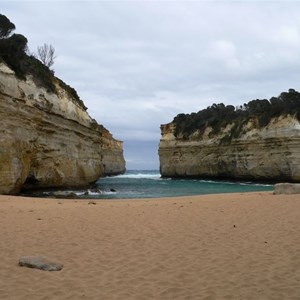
[0,63,125,194]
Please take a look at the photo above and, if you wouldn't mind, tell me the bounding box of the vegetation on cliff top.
[0,14,87,110]
[172,89,300,141]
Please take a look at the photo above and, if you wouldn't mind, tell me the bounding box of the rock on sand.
[19,256,63,271]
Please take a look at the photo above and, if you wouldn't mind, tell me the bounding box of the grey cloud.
[2,1,300,169]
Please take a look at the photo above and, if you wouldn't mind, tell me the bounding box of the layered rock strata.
[0,63,125,194]
[159,116,300,182]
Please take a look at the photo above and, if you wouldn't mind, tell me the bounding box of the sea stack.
[159,90,300,182]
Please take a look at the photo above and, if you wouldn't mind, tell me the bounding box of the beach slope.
[0,192,299,299]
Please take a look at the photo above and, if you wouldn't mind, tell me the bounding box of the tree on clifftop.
[172,89,300,140]
[0,14,28,65]
[0,14,15,38]
[0,14,55,91]
[37,43,56,70]
[0,14,85,107]
[0,31,28,75]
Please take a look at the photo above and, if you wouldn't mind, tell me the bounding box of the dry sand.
[0,192,300,300]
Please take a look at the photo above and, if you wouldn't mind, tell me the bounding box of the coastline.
[1,192,300,299]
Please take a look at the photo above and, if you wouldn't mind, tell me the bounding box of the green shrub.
[0,14,15,38]
[172,89,300,140]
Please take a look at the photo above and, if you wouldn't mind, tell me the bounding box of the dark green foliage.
[0,33,28,77]
[0,32,56,92]
[173,89,300,140]
[0,16,27,78]
[0,14,15,38]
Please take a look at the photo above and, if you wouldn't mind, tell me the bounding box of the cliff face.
[0,63,125,194]
[159,115,300,182]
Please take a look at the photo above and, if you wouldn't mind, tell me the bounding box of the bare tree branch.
[37,43,56,69]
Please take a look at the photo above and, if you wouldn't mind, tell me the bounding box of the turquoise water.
[91,170,273,199]
[24,170,274,199]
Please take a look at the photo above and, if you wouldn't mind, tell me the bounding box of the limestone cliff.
[159,97,300,182]
[0,63,125,194]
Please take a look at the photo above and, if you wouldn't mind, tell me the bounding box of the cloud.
[2,1,300,169]
[209,40,241,71]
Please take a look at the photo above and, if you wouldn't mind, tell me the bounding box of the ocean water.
[24,170,274,199]
[85,170,273,199]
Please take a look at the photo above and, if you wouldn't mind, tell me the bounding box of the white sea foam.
[74,191,87,196]
[199,179,273,187]
[113,173,161,180]
[239,182,273,187]
[86,190,102,196]
[102,191,118,195]
[73,189,118,196]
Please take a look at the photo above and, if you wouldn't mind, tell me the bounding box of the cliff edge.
[0,62,125,194]
[159,90,300,182]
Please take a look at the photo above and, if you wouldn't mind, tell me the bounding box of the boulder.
[274,183,300,195]
[19,255,63,271]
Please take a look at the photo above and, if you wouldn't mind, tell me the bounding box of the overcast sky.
[2,1,300,169]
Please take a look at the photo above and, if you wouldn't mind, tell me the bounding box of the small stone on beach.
[19,255,63,271]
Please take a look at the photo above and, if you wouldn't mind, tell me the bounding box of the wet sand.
[0,192,300,299]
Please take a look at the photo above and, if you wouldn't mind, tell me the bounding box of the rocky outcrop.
[0,63,125,194]
[159,115,300,182]
[274,183,300,194]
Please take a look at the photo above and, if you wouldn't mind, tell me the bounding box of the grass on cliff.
[173,89,300,141]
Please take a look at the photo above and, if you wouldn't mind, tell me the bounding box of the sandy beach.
[0,192,300,299]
